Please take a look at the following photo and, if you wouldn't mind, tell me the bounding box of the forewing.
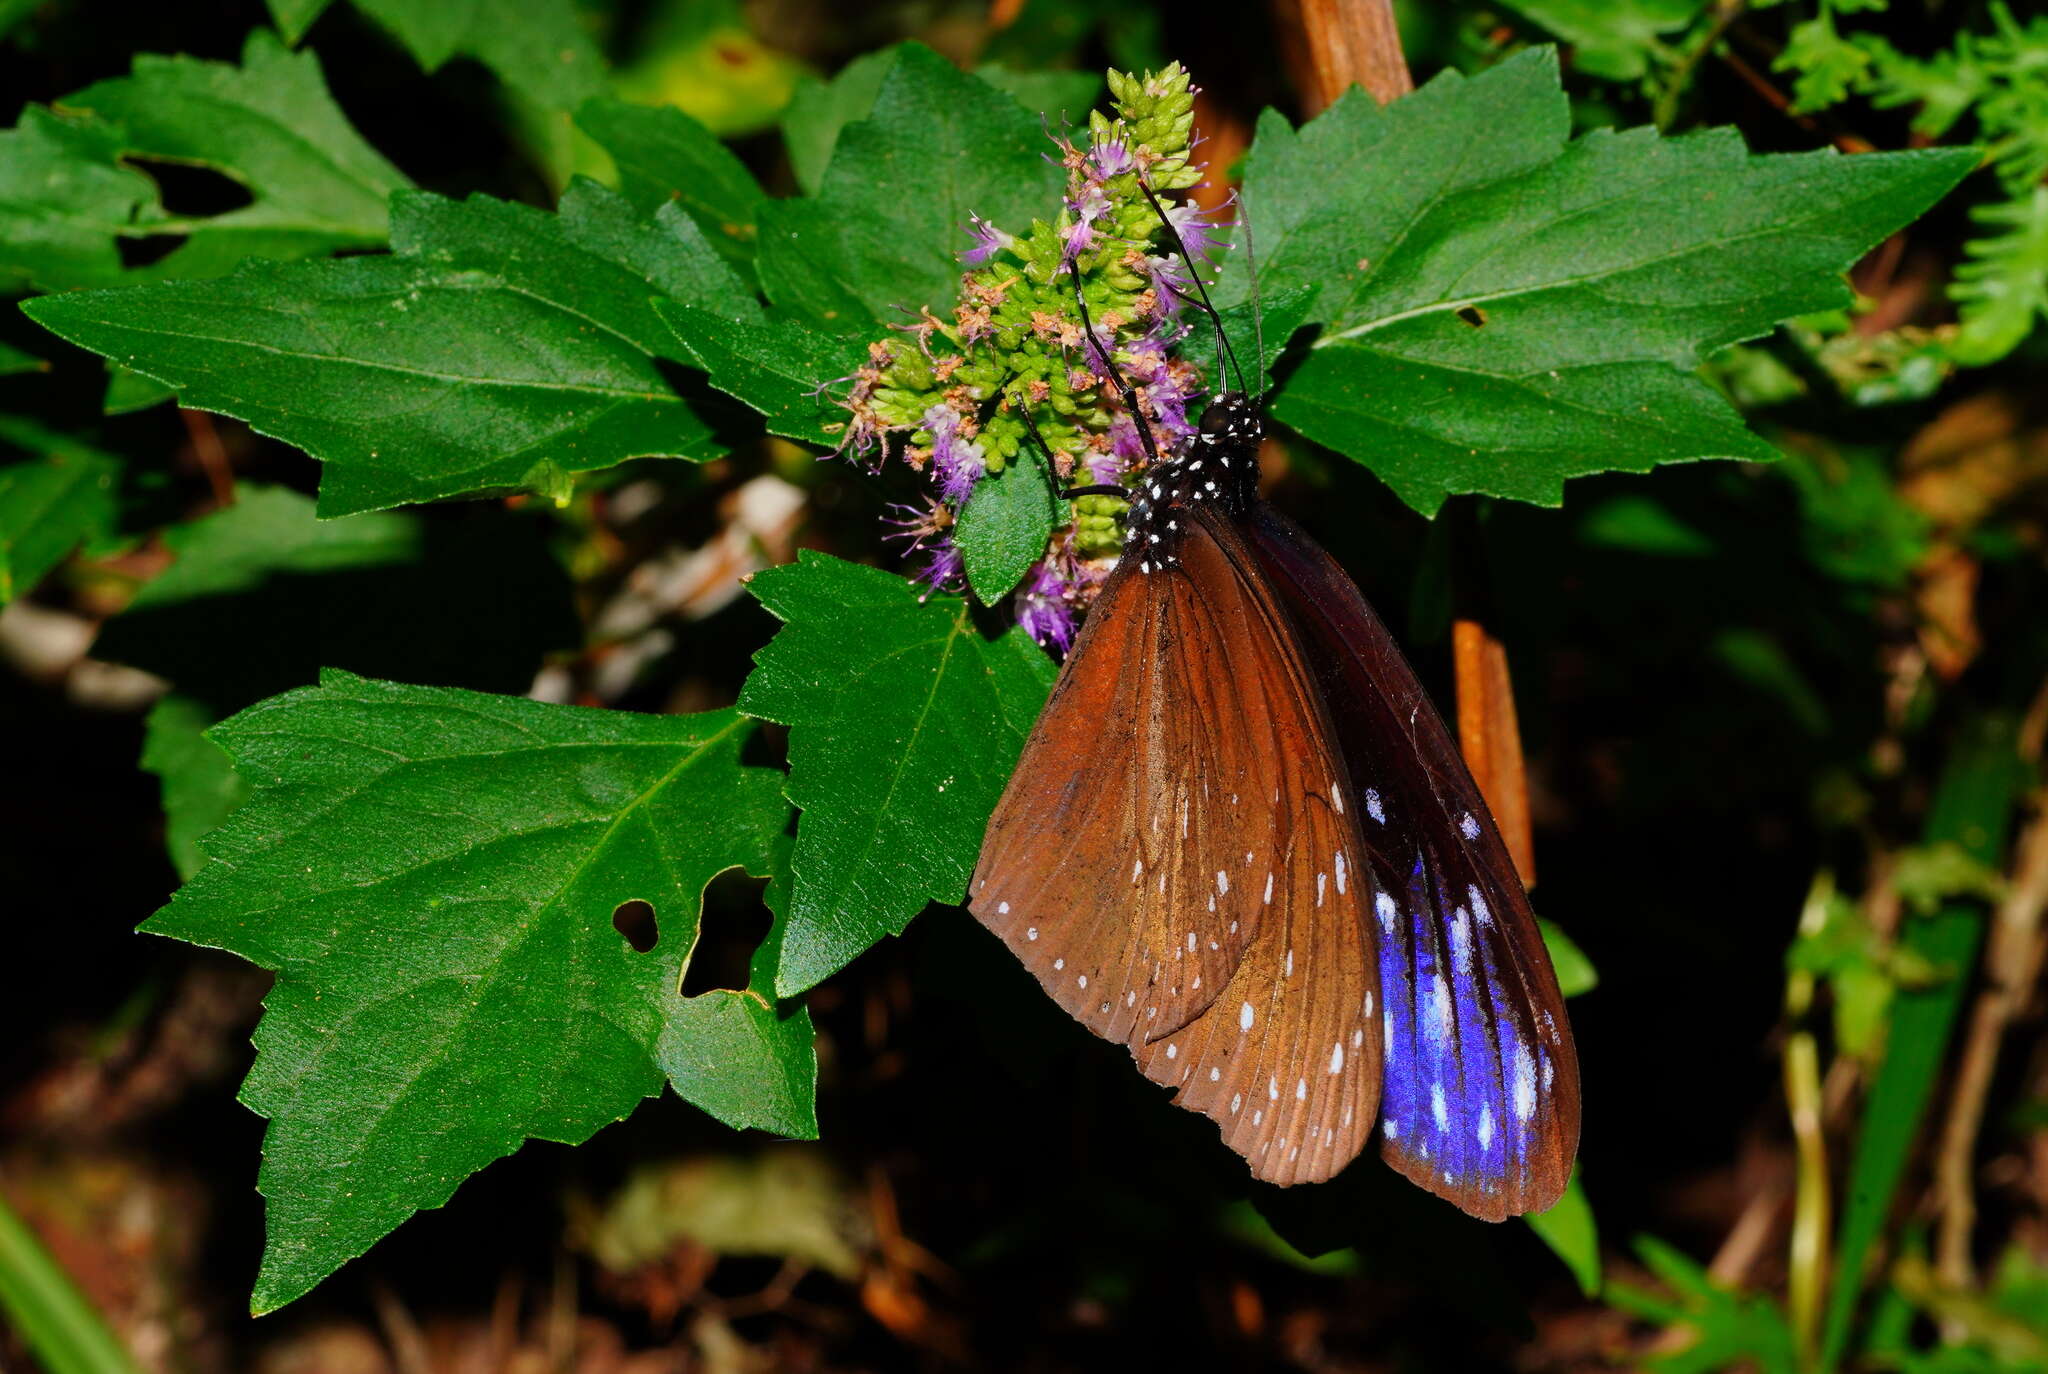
[1247,505,1579,1219]
[972,506,1380,1185]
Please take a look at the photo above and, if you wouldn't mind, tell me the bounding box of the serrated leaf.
[0,417,121,605]
[141,693,251,881]
[94,484,577,714]
[1227,49,1979,514]
[0,32,411,292]
[654,300,867,448]
[756,44,1066,327]
[148,669,808,1313]
[737,553,1056,995]
[25,182,742,516]
[575,98,768,273]
[955,444,1057,603]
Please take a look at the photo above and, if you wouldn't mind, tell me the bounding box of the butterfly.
[967,186,1579,1220]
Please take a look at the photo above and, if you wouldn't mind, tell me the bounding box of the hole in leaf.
[129,158,256,218]
[680,871,772,996]
[1456,306,1488,328]
[115,233,186,270]
[613,899,658,953]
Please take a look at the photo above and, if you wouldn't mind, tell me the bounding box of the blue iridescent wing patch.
[1247,504,1579,1220]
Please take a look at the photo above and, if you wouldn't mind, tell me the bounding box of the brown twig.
[1934,792,2048,1286]
[1717,48,1877,155]
[1268,0,1412,114]
[178,408,235,509]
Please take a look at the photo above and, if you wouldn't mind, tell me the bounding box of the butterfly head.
[1197,391,1264,452]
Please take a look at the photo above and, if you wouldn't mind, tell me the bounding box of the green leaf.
[1952,184,2048,366]
[575,98,768,272]
[1218,283,1320,396]
[24,182,742,516]
[347,0,606,111]
[1524,1171,1601,1296]
[1228,49,1979,514]
[658,835,818,1139]
[0,418,121,605]
[756,44,1067,327]
[781,50,1099,200]
[266,0,333,45]
[141,694,251,881]
[975,64,1103,123]
[1820,715,2031,1368]
[102,368,175,417]
[0,32,411,292]
[1577,494,1717,556]
[93,484,578,714]
[0,342,44,376]
[1537,918,1599,998]
[148,669,807,1313]
[1608,1235,1798,1373]
[0,1191,144,1374]
[780,48,894,199]
[654,300,867,448]
[737,553,1057,995]
[1502,0,1705,81]
[955,444,1057,603]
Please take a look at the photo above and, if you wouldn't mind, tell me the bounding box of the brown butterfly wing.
[972,505,1381,1185]
[1246,504,1580,1219]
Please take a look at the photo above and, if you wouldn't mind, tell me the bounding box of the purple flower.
[1084,442,1122,485]
[911,535,965,601]
[960,212,1014,266]
[1016,560,1078,654]
[881,499,948,551]
[1145,252,1192,314]
[1088,136,1135,180]
[1107,412,1149,470]
[1167,197,1233,264]
[922,402,986,506]
[1062,184,1111,265]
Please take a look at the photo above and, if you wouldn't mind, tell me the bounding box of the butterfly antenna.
[1009,390,1129,499]
[1069,257,1166,469]
[1135,178,1244,397]
[1242,193,1264,390]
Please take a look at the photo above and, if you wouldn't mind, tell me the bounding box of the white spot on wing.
[1431,1082,1448,1131]
[1263,873,1274,904]
[1514,1044,1537,1120]
[1376,893,1397,932]
[1026,927,1038,941]
[1216,870,1228,895]
[1240,1002,1255,1032]
[1478,1105,1495,1149]
[998,901,1010,914]
[1460,812,1481,839]
[1335,851,1348,895]
[1366,788,1385,824]
[1329,1044,1343,1073]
